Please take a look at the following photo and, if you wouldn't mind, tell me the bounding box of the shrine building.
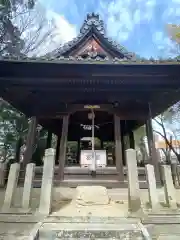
[0,13,180,186]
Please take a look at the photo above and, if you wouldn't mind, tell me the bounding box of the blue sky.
[40,0,180,59]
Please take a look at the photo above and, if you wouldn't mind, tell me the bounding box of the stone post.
[38,148,55,215]
[126,149,142,213]
[146,119,161,183]
[145,164,159,211]
[23,117,38,167]
[162,165,177,209]
[114,115,124,181]
[22,163,35,210]
[171,163,179,187]
[2,163,20,211]
[58,115,69,180]
[0,162,6,188]
[177,165,180,186]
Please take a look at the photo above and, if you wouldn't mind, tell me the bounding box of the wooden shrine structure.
[0,13,180,185]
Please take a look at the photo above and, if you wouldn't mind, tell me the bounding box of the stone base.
[75,186,110,206]
[158,235,180,239]
[39,222,144,239]
[1,207,32,214]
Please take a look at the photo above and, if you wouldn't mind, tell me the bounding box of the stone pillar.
[22,163,35,210]
[171,163,179,187]
[46,131,52,149]
[146,119,160,183]
[38,148,55,215]
[23,117,38,167]
[177,165,180,186]
[162,165,177,209]
[129,131,135,149]
[126,149,142,213]
[145,164,159,211]
[2,163,20,211]
[114,115,124,181]
[58,115,69,180]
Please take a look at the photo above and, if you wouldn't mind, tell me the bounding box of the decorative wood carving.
[75,38,108,59]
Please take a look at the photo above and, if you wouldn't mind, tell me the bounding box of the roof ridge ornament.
[80,12,105,35]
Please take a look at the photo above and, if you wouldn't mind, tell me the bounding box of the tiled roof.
[1,55,180,64]
[45,13,135,60]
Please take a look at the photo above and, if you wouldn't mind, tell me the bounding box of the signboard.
[80,150,107,168]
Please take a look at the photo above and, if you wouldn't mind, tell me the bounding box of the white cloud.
[133,9,141,24]
[47,10,77,44]
[172,0,180,3]
[145,0,156,7]
[102,0,134,42]
[33,9,77,56]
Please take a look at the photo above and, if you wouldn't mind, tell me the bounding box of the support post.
[2,163,20,211]
[77,139,81,165]
[100,140,103,149]
[121,132,126,166]
[38,148,55,215]
[55,136,60,165]
[58,115,69,180]
[23,117,37,167]
[22,163,35,210]
[46,131,52,149]
[129,131,135,149]
[114,115,124,181]
[146,119,161,183]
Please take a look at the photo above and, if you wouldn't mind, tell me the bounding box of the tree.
[0,0,58,163]
[0,1,25,57]
[0,99,29,162]
[13,2,57,56]
[166,24,180,58]
[153,107,180,163]
[0,0,57,57]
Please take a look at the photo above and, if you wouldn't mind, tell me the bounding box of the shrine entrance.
[66,109,115,169]
[1,13,179,186]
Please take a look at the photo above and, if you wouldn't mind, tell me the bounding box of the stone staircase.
[38,217,149,240]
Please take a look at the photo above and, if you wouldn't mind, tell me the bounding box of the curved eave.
[1,57,180,65]
[0,58,180,135]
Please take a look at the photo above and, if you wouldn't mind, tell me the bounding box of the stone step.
[22,179,148,189]
[39,222,146,239]
[158,235,180,239]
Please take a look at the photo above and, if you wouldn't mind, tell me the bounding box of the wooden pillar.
[146,119,160,183]
[121,132,126,166]
[58,115,69,180]
[55,136,60,165]
[100,140,104,149]
[129,131,135,149]
[46,131,52,149]
[114,115,124,181]
[77,139,81,165]
[22,117,37,168]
